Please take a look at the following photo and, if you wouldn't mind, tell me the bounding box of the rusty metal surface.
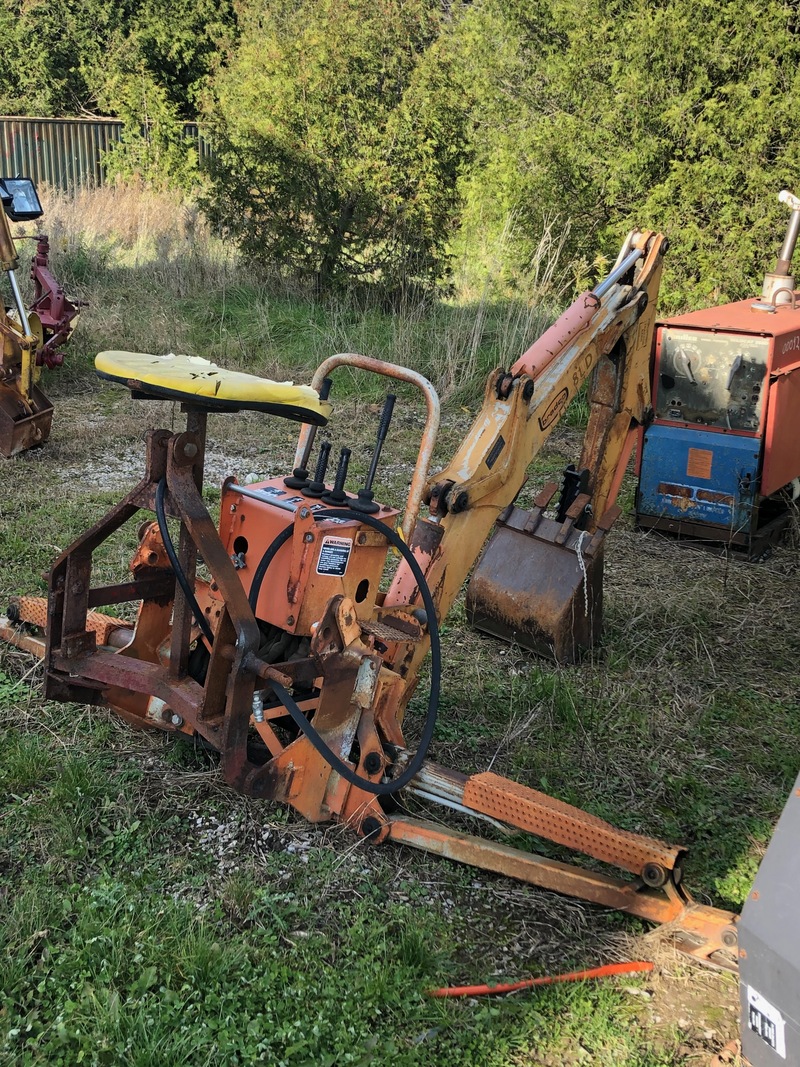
[466,511,607,663]
[0,617,45,658]
[387,816,737,969]
[360,615,422,644]
[634,509,791,556]
[463,771,681,876]
[297,353,440,541]
[130,521,171,573]
[61,648,208,732]
[0,381,53,456]
[660,294,800,347]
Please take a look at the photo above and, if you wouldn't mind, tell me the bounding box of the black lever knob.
[322,447,352,505]
[302,439,332,497]
[285,377,333,489]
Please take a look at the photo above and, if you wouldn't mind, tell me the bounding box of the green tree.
[0,0,235,185]
[108,0,236,121]
[202,0,469,295]
[448,0,800,309]
[97,64,200,188]
[0,0,127,114]
[0,0,234,120]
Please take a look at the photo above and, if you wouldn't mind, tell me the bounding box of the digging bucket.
[466,487,620,664]
[0,382,53,456]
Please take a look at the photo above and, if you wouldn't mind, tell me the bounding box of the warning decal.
[316,535,353,577]
[747,986,786,1058]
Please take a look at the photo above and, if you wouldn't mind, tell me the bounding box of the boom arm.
[0,178,79,455]
[383,230,665,638]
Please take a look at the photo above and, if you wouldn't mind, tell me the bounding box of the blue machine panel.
[637,424,762,534]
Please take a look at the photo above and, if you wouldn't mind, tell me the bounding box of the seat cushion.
[96,351,330,425]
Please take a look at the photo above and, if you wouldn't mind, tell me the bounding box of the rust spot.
[0,381,54,457]
[409,517,445,555]
[657,482,692,498]
[687,447,713,480]
[696,489,734,505]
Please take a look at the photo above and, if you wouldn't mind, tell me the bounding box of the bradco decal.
[538,387,570,431]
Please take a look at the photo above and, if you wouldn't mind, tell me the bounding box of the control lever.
[350,394,396,513]
[301,440,332,498]
[322,447,352,505]
[284,377,333,489]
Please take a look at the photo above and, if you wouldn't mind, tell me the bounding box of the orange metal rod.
[428,960,654,999]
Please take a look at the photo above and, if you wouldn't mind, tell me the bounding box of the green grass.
[1,675,686,1067]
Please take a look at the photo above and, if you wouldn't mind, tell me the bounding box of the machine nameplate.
[316,536,353,577]
[747,986,786,1057]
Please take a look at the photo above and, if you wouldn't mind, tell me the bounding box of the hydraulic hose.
[247,523,293,614]
[248,507,440,796]
[155,478,215,645]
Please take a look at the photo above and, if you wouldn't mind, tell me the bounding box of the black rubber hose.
[155,478,215,645]
[248,522,293,613]
[248,508,440,796]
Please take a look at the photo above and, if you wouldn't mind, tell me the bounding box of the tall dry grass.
[21,182,571,401]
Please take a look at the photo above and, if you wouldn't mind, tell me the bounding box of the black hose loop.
[249,507,440,796]
[155,477,215,645]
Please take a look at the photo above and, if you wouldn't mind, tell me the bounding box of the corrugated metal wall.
[182,123,214,164]
[0,117,210,189]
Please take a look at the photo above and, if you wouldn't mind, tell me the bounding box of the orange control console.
[216,476,400,634]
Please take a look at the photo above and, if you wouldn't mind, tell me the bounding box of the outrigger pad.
[95,351,331,425]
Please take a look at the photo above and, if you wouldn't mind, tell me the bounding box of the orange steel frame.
[4,230,738,970]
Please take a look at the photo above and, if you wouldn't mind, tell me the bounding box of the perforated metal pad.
[463,772,681,876]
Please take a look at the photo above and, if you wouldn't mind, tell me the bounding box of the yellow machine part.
[95,351,332,423]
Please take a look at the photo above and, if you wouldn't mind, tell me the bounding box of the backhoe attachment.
[0,178,79,456]
[467,231,665,661]
[1,232,739,976]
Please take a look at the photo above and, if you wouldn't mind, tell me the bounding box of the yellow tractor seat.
[96,351,331,425]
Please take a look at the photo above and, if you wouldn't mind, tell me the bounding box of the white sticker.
[748,986,786,1058]
[316,535,352,577]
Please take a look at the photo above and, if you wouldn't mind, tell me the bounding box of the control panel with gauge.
[655,329,769,432]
